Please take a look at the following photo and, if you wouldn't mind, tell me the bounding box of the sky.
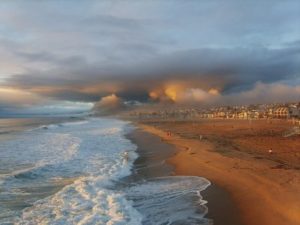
[0,0,299,114]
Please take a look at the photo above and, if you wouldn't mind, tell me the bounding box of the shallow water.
[126,176,211,225]
[0,117,211,225]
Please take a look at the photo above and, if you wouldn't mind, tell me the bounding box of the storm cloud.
[0,1,299,112]
[5,46,300,102]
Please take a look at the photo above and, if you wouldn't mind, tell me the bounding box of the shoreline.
[127,126,242,225]
[135,119,300,225]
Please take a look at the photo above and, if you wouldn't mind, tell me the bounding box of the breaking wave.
[0,118,211,225]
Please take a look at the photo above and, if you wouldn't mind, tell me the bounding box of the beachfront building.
[248,110,261,119]
[128,101,300,122]
[214,111,226,118]
[237,111,248,119]
[274,107,290,119]
[267,108,274,118]
[289,106,300,118]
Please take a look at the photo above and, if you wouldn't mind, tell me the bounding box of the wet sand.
[127,127,242,225]
[136,119,300,225]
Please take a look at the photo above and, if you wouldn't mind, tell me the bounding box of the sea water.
[0,117,211,225]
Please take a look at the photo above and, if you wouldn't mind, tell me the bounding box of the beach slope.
[138,119,300,225]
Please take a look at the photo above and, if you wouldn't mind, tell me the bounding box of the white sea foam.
[126,176,211,225]
[0,118,142,224]
[16,176,143,225]
[0,118,211,225]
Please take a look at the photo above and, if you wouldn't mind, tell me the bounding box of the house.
[206,113,214,118]
[214,111,226,118]
[274,107,290,118]
[237,111,248,119]
[267,108,274,118]
[248,110,260,119]
[289,106,300,118]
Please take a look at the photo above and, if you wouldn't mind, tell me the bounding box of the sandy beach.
[137,119,300,225]
[126,127,242,225]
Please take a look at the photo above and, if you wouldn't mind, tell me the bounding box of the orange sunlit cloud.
[0,87,43,106]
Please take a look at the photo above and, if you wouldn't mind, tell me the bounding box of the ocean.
[0,117,211,225]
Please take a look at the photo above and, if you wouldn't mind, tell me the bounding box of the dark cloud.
[0,1,299,111]
[4,44,300,103]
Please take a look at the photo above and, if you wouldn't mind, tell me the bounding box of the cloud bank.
[0,1,299,113]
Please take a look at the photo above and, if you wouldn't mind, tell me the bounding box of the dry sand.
[127,128,242,225]
[138,119,300,225]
